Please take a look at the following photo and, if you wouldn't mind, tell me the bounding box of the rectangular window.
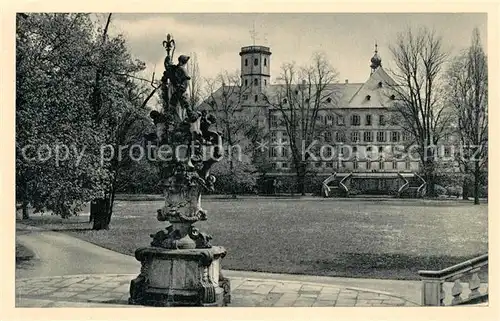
[366,114,372,126]
[269,147,278,157]
[444,146,451,157]
[367,160,371,169]
[282,133,289,143]
[242,94,249,100]
[351,114,360,126]
[327,115,334,123]
[325,131,332,142]
[379,115,386,126]
[335,132,345,143]
[353,160,358,169]
[363,131,373,142]
[254,94,258,102]
[326,162,333,168]
[337,116,345,125]
[378,146,383,153]
[271,132,277,143]
[254,78,258,86]
[392,160,398,170]
[379,161,383,170]
[352,146,358,154]
[402,131,411,142]
[282,147,289,158]
[254,58,259,66]
[270,115,279,128]
[377,131,386,142]
[391,131,400,142]
[405,159,411,170]
[351,131,359,142]
[271,163,276,169]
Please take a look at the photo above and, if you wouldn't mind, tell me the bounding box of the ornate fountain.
[128,34,230,307]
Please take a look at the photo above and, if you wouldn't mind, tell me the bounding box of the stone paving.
[16,274,419,307]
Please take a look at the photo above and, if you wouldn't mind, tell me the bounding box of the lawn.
[17,198,488,280]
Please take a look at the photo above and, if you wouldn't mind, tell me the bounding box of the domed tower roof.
[370,43,382,73]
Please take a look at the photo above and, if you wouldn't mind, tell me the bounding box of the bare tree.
[202,71,264,197]
[187,52,202,110]
[446,28,488,205]
[263,52,340,195]
[387,27,450,197]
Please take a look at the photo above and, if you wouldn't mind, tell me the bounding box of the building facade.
[200,43,459,195]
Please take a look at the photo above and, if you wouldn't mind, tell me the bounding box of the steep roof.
[199,66,396,110]
[346,67,396,108]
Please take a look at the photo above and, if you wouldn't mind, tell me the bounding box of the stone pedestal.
[129,246,230,307]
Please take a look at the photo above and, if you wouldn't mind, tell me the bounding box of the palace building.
[199,43,457,196]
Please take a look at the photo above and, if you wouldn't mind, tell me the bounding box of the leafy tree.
[16,13,153,228]
[210,158,257,194]
[16,13,109,219]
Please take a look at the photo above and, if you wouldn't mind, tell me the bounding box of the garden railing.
[418,253,488,306]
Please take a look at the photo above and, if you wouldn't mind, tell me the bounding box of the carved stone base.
[129,246,230,307]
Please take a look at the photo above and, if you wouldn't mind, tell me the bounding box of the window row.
[350,114,385,126]
[244,58,267,67]
[269,114,393,127]
[330,131,411,143]
[272,160,413,170]
[269,130,412,143]
[269,146,412,159]
[243,78,267,87]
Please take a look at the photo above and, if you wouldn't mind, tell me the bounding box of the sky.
[103,13,487,86]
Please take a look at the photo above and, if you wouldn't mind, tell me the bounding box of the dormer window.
[378,81,383,88]
[390,94,395,100]
[366,95,371,100]
[282,98,288,104]
[326,97,332,103]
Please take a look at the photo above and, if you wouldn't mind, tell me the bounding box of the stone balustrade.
[418,253,488,306]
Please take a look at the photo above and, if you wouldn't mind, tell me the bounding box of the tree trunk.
[462,177,469,200]
[91,197,111,230]
[474,163,480,205]
[22,199,29,220]
[229,158,237,199]
[297,164,306,196]
[423,160,436,197]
